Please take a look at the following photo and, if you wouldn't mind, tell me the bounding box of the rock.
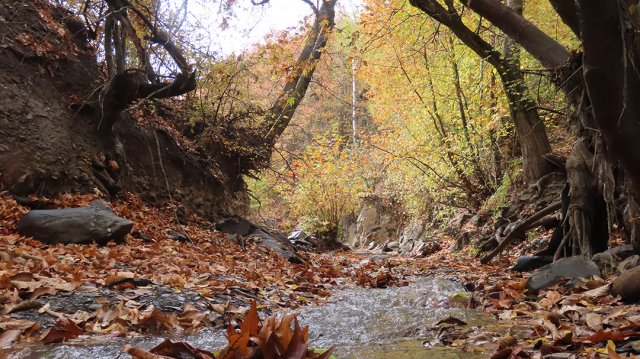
[612,265,640,302]
[174,206,188,225]
[287,229,317,248]
[133,231,152,242]
[592,252,618,273]
[215,217,256,236]
[619,255,640,273]
[167,230,190,242]
[426,242,442,256]
[399,220,425,244]
[370,254,388,262]
[89,199,111,212]
[17,206,133,245]
[346,196,403,247]
[512,256,553,272]
[386,241,400,250]
[287,229,307,241]
[592,245,637,273]
[218,216,306,264]
[525,256,601,292]
[609,244,636,260]
[253,229,304,264]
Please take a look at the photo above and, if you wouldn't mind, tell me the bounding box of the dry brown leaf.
[0,329,21,347]
[125,345,173,359]
[497,335,518,350]
[31,286,58,300]
[582,283,611,298]
[41,318,83,343]
[585,312,603,331]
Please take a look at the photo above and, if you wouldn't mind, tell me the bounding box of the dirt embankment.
[0,0,246,218]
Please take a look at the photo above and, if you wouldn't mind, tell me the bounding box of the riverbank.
[2,193,640,358]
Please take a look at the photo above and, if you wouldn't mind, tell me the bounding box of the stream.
[2,277,492,358]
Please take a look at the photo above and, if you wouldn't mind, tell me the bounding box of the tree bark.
[439,0,638,257]
[262,0,337,145]
[578,0,640,250]
[459,0,570,69]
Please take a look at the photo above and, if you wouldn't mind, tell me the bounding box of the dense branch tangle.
[100,0,196,132]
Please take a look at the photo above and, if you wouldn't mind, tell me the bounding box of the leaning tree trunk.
[262,0,337,146]
[442,0,638,257]
[502,0,555,182]
[409,0,554,183]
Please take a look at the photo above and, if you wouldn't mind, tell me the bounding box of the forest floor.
[1,193,640,358]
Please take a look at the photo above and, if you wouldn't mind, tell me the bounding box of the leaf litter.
[3,193,640,357]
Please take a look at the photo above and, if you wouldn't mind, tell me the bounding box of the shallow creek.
[3,277,493,358]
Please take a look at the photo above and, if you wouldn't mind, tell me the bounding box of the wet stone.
[8,284,210,330]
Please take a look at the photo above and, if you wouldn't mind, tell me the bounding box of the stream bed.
[2,277,493,358]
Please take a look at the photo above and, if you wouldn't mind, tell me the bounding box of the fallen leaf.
[41,318,83,343]
[0,329,21,347]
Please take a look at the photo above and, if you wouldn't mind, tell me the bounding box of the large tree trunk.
[501,0,555,181]
[578,0,640,250]
[409,0,554,182]
[422,0,640,257]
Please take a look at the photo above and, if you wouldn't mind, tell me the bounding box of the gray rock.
[252,229,304,264]
[609,245,636,260]
[167,230,190,242]
[17,206,133,245]
[592,245,637,273]
[215,217,256,236]
[618,255,640,273]
[386,241,400,250]
[526,256,601,292]
[89,199,111,212]
[370,254,389,262]
[415,241,441,257]
[287,229,307,241]
[592,252,618,272]
[399,220,425,244]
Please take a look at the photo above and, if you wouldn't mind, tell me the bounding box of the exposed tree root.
[480,200,561,264]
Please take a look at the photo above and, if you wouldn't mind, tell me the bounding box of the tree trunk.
[578,0,640,250]
[423,0,639,258]
[409,0,554,182]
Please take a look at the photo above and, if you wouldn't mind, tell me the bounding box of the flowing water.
[2,277,492,358]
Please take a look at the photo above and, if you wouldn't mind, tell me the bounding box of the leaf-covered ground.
[2,193,640,358]
[0,193,408,347]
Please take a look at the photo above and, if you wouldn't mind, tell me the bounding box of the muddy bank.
[0,0,246,219]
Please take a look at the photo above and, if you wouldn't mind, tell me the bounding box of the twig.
[480,200,561,264]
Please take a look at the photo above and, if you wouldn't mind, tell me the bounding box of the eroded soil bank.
[0,0,247,220]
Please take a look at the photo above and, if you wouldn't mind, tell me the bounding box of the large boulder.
[343,196,404,248]
[17,204,133,245]
[526,256,601,292]
[592,245,636,274]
